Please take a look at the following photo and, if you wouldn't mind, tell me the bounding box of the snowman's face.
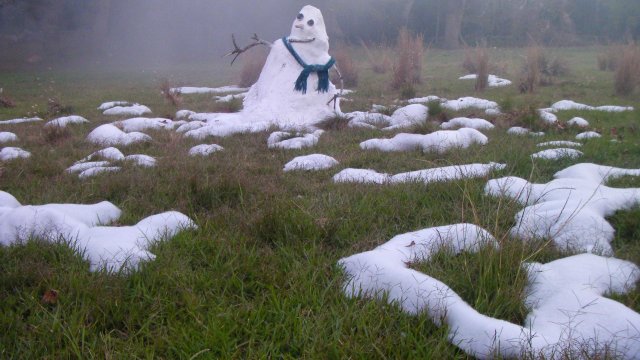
[290,5,328,43]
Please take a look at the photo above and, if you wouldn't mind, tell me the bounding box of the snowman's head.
[290,5,329,45]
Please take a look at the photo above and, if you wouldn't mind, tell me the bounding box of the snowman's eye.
[297,13,304,20]
[307,19,314,26]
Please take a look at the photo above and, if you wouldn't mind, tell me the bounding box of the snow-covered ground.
[360,128,488,153]
[283,154,339,172]
[67,147,157,179]
[0,132,18,143]
[87,124,152,146]
[189,144,224,157]
[531,148,583,160]
[440,117,495,130]
[44,115,89,128]
[170,86,248,95]
[0,117,42,125]
[0,147,31,161]
[459,74,512,87]
[268,130,324,150]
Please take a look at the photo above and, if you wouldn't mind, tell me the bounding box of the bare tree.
[443,0,467,49]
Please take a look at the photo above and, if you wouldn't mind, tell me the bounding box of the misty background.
[0,0,639,70]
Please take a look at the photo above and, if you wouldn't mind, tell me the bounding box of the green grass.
[1,46,640,358]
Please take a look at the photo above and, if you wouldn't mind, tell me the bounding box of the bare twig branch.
[326,64,345,109]
[224,33,271,65]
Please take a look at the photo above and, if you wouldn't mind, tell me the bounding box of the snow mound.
[485,163,640,254]
[103,104,152,117]
[0,117,42,125]
[188,144,224,157]
[183,114,272,140]
[124,154,156,167]
[442,97,499,113]
[459,74,512,87]
[87,124,151,146]
[175,110,196,120]
[78,166,121,179]
[98,101,130,111]
[114,117,176,132]
[333,163,505,185]
[170,86,248,95]
[538,109,558,124]
[537,141,582,148]
[567,117,589,128]
[531,148,583,160]
[66,161,112,174]
[215,92,247,102]
[283,154,339,172]
[79,147,126,162]
[440,117,494,130]
[551,100,634,112]
[385,104,428,130]
[268,130,323,150]
[176,121,205,133]
[67,148,156,178]
[339,223,640,358]
[0,132,18,143]
[347,112,392,129]
[0,192,197,272]
[0,191,21,208]
[407,95,441,104]
[44,115,89,128]
[507,127,544,137]
[0,147,31,161]
[576,131,601,140]
[360,128,488,153]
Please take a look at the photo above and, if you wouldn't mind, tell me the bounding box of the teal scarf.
[282,37,335,94]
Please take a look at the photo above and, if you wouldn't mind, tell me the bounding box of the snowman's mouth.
[289,37,316,44]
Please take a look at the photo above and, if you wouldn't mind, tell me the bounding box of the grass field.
[1,45,640,358]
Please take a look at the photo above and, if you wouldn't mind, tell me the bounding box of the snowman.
[184,5,342,139]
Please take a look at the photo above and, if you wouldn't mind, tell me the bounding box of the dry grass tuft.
[160,79,182,107]
[332,47,358,88]
[0,88,15,108]
[520,45,542,93]
[598,44,625,71]
[391,28,424,92]
[46,98,73,116]
[238,48,268,88]
[361,40,392,74]
[614,43,640,96]
[42,125,71,145]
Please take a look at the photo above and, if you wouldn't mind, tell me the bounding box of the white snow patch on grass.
[567,117,589,128]
[0,117,42,125]
[440,117,495,130]
[551,100,634,112]
[283,154,339,172]
[87,124,151,146]
[459,74,512,87]
[114,117,177,132]
[66,161,112,174]
[124,154,156,167]
[485,163,640,254]
[0,147,31,161]
[537,141,582,148]
[98,101,130,111]
[531,148,583,160]
[215,92,247,102]
[339,223,640,358]
[0,191,197,272]
[538,109,558,124]
[188,144,224,157]
[171,86,248,95]
[44,115,89,128]
[78,166,121,179]
[442,97,499,112]
[0,132,18,143]
[361,128,488,153]
[103,104,152,117]
[175,110,195,120]
[407,95,441,104]
[268,130,323,150]
[576,131,601,140]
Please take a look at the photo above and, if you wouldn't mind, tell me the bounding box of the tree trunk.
[443,0,466,49]
[402,0,416,27]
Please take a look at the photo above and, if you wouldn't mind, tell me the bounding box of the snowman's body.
[185,5,341,139]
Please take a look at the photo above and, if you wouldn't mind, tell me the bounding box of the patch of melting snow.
[339,223,640,359]
[441,97,500,113]
[0,117,43,125]
[567,117,589,128]
[44,115,89,128]
[175,110,196,120]
[283,154,339,172]
[333,163,505,184]
[531,148,583,160]
[537,141,582,148]
[0,191,197,272]
[485,163,640,254]
[360,128,488,153]
[538,109,558,124]
[459,74,512,87]
[78,166,122,179]
[440,117,495,130]
[576,131,601,140]
[170,86,248,95]
[87,124,151,146]
[68,147,156,178]
[103,104,152,117]
[507,127,545,137]
[0,147,31,161]
[551,100,634,112]
[268,130,323,150]
[98,101,130,111]
[0,132,18,143]
[114,117,177,132]
[188,144,224,157]
[407,95,441,104]
[215,92,248,102]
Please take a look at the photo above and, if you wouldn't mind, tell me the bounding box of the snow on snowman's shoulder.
[87,124,151,146]
[361,128,488,153]
[283,154,339,172]
[103,104,152,117]
[531,148,583,160]
[44,115,89,128]
[188,144,224,156]
[332,168,391,184]
[0,131,18,143]
[0,147,31,161]
[114,117,176,132]
[0,191,196,272]
[576,131,601,140]
[0,117,43,125]
[440,117,495,130]
[171,86,248,95]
